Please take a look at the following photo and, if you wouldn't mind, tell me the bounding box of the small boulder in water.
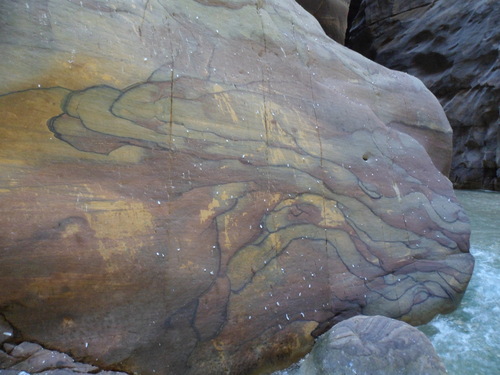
[297,315,447,375]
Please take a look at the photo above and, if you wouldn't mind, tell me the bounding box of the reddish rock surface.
[347,0,500,190]
[0,0,473,374]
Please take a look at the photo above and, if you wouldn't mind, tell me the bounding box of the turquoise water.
[419,190,500,374]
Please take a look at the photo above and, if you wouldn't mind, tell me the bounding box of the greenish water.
[419,190,500,374]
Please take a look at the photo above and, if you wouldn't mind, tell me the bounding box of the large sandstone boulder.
[0,0,473,374]
[297,315,448,375]
[347,0,500,190]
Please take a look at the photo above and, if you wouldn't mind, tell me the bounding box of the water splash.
[419,190,500,374]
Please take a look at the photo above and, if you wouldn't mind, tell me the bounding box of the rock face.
[1,312,126,375]
[347,0,500,190]
[0,0,473,374]
[296,0,351,43]
[0,341,127,375]
[297,315,448,375]
[0,316,13,347]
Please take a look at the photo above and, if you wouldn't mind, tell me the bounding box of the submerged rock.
[297,315,448,375]
[0,0,472,374]
[347,0,500,190]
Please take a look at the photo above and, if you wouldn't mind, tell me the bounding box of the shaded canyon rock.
[0,0,473,374]
[297,315,447,375]
[296,0,351,44]
[347,0,500,190]
[0,316,13,347]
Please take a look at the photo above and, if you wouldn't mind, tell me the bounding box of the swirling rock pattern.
[0,1,473,374]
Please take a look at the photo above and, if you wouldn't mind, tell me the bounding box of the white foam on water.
[420,245,500,374]
[419,190,500,374]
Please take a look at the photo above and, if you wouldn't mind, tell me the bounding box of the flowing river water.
[274,190,500,374]
[418,190,500,374]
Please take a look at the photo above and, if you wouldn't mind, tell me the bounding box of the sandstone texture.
[297,315,448,375]
[347,0,500,190]
[296,0,351,44]
[0,339,127,375]
[0,0,473,374]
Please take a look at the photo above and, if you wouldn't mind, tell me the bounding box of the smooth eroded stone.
[347,0,500,190]
[297,315,447,375]
[0,0,473,374]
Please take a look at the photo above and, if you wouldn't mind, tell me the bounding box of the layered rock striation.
[297,315,448,375]
[0,0,473,374]
[347,0,500,190]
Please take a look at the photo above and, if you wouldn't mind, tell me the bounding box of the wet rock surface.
[297,315,448,375]
[347,0,500,190]
[0,342,128,375]
[0,0,473,374]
